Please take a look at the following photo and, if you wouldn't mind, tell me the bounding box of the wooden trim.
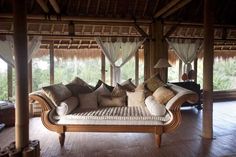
[7,64,13,99]
[135,52,139,85]
[213,90,236,101]
[101,52,106,82]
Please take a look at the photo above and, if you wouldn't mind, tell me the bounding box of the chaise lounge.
[29,77,198,148]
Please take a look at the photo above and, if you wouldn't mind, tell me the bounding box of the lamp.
[154,58,171,68]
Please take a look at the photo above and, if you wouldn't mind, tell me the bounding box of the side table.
[0,101,15,127]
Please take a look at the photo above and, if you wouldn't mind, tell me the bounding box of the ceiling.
[0,0,236,51]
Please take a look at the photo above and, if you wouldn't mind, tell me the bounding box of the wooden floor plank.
[1,101,236,157]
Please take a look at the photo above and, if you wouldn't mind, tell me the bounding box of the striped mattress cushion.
[54,106,171,125]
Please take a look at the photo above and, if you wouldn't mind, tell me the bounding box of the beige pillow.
[56,97,78,116]
[126,90,145,107]
[153,86,175,104]
[144,74,165,92]
[78,91,98,109]
[42,83,72,106]
[99,95,126,107]
[145,96,166,116]
[111,84,126,97]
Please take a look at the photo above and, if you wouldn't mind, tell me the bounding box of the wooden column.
[28,61,32,93]
[13,0,29,150]
[151,20,168,82]
[101,52,106,82]
[179,59,183,81]
[50,43,54,84]
[7,64,13,99]
[203,0,214,139]
[135,52,139,85]
[194,58,198,83]
[110,64,113,85]
[144,40,150,81]
[150,23,155,76]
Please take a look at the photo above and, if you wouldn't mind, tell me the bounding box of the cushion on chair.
[42,83,72,106]
[94,80,114,92]
[111,83,127,97]
[66,83,93,96]
[56,96,78,116]
[99,95,126,107]
[145,96,166,116]
[120,78,136,92]
[78,91,98,109]
[126,84,145,107]
[153,86,175,104]
[144,73,165,92]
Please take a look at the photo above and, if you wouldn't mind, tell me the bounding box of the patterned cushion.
[144,73,165,92]
[111,83,127,97]
[66,83,93,96]
[94,80,114,92]
[153,86,175,104]
[42,83,72,106]
[145,96,166,116]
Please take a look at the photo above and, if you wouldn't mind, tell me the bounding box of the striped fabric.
[55,106,171,125]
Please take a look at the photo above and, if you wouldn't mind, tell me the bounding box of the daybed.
[29,78,198,148]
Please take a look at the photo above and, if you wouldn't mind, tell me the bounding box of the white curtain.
[167,38,202,73]
[0,35,42,66]
[96,37,145,85]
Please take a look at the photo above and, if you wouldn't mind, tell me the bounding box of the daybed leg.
[155,134,162,148]
[59,133,65,147]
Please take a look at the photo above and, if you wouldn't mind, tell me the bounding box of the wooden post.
[13,0,29,150]
[203,0,214,139]
[50,42,54,85]
[194,58,198,83]
[110,64,113,85]
[7,64,13,99]
[149,23,155,76]
[144,40,150,81]
[101,52,106,82]
[135,51,139,85]
[179,59,183,81]
[28,60,32,93]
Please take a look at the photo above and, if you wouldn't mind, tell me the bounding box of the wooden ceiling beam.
[164,23,179,37]
[105,0,110,15]
[86,0,91,14]
[154,0,181,18]
[134,23,149,38]
[152,0,160,14]
[49,0,60,14]
[114,0,118,15]
[143,0,149,16]
[133,0,138,15]
[96,0,101,15]
[162,0,192,18]
[36,0,49,13]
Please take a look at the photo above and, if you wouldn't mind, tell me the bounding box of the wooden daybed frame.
[29,84,198,148]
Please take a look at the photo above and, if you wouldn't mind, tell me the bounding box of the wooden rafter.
[36,0,49,13]
[133,0,138,15]
[143,0,149,16]
[114,0,118,16]
[96,0,101,14]
[162,0,192,18]
[164,23,179,37]
[86,0,91,14]
[105,0,110,15]
[152,0,160,14]
[154,0,181,18]
[49,0,60,14]
[134,23,149,38]
[76,0,81,13]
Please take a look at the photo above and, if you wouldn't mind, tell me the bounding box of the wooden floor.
[1,101,236,157]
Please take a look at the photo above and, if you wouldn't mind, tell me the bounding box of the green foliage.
[0,71,7,100]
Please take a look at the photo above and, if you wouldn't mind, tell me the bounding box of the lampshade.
[154,58,171,68]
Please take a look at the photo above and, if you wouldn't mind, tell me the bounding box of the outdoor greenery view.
[0,55,236,100]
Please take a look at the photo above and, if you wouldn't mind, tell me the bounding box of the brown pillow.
[42,83,72,106]
[66,83,93,96]
[78,91,98,109]
[152,86,175,104]
[111,83,126,97]
[120,78,136,92]
[99,95,126,107]
[71,77,89,86]
[94,80,114,92]
[144,73,165,92]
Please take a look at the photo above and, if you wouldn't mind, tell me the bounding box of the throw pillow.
[153,86,175,104]
[145,96,166,116]
[99,95,126,107]
[78,91,98,109]
[66,83,93,96]
[144,73,165,92]
[111,83,126,97]
[71,76,89,86]
[56,97,78,116]
[120,78,136,92]
[42,83,72,106]
[95,83,112,105]
[94,80,114,92]
[126,84,145,107]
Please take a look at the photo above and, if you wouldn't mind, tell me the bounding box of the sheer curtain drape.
[96,37,145,85]
[166,38,202,73]
[0,35,42,66]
